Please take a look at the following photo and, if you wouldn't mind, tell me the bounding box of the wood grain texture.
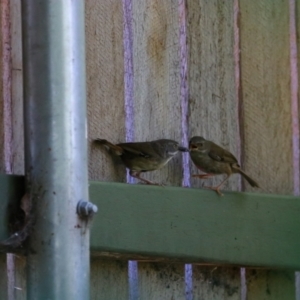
[193,266,240,300]
[85,2,130,299]
[0,0,26,299]
[187,0,240,192]
[86,0,126,182]
[10,0,24,175]
[138,263,185,299]
[132,0,183,186]
[90,259,128,300]
[239,0,293,195]
[0,1,14,294]
[9,1,26,299]
[239,0,295,299]
[0,0,12,175]
[186,1,241,299]
[131,0,185,297]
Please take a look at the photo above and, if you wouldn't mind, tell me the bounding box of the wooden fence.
[0,0,299,299]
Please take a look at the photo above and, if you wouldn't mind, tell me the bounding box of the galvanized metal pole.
[22,1,90,299]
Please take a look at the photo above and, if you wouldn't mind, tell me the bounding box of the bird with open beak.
[189,136,259,196]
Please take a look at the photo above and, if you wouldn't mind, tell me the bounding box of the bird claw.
[138,180,164,187]
[204,186,224,197]
[150,182,165,187]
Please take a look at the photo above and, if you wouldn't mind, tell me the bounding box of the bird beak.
[178,146,189,152]
[189,143,197,151]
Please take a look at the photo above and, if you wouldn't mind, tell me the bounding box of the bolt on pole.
[22,1,90,299]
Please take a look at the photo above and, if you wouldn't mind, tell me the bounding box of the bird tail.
[238,169,259,188]
[94,139,123,155]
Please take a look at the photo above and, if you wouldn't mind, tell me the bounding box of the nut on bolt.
[77,200,98,218]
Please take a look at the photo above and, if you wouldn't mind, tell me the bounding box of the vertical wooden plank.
[132,0,182,186]
[131,0,186,298]
[0,0,12,175]
[239,0,295,299]
[193,266,240,300]
[91,260,128,300]
[85,1,129,299]
[239,0,293,195]
[187,0,241,299]
[0,0,10,290]
[86,0,126,182]
[0,0,26,299]
[138,263,185,299]
[10,0,26,299]
[10,0,24,176]
[187,0,240,191]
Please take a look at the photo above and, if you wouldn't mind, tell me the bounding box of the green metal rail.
[1,174,300,270]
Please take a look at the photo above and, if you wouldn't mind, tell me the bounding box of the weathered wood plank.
[187,0,239,191]
[10,0,24,176]
[239,0,293,195]
[86,0,126,182]
[90,259,128,300]
[193,266,241,300]
[0,0,11,175]
[138,263,185,299]
[239,0,295,298]
[132,0,182,186]
[131,0,185,298]
[9,1,26,299]
[89,181,300,269]
[186,0,241,298]
[0,3,25,300]
[85,1,128,299]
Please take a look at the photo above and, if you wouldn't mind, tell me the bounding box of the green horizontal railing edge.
[89,181,300,270]
[1,174,300,269]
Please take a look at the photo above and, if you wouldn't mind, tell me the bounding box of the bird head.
[156,139,188,158]
[189,136,209,153]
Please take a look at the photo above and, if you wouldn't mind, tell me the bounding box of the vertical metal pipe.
[22,1,89,299]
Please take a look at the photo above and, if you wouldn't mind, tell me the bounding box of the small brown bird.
[94,139,188,185]
[189,136,259,196]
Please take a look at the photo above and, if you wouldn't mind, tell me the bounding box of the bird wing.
[117,143,151,158]
[208,142,238,164]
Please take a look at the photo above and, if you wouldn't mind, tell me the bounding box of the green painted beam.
[89,181,300,270]
[1,175,300,269]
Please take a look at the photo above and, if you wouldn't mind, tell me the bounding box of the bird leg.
[192,173,214,179]
[129,171,162,186]
[204,175,230,196]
